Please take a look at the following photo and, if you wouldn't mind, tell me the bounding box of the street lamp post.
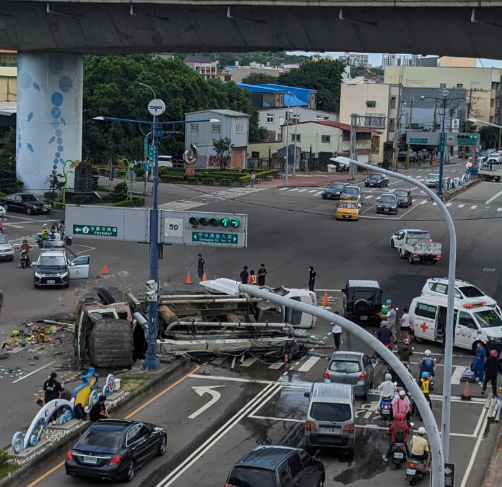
[284,100,291,187]
[438,90,449,196]
[94,102,218,370]
[333,156,457,464]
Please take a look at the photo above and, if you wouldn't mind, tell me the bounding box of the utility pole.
[438,90,449,197]
[349,113,357,180]
[431,98,438,166]
[393,67,404,172]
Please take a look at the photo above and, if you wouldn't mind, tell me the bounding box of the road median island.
[442,177,481,202]
[0,356,194,487]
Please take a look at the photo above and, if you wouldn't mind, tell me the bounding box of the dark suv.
[342,280,382,325]
[226,446,325,487]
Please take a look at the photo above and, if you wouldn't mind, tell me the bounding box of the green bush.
[202,178,215,185]
[0,192,6,198]
[239,175,251,183]
[111,197,145,207]
[188,177,198,184]
[219,178,231,186]
[0,449,11,468]
[111,182,129,201]
[381,160,391,169]
[132,196,145,207]
[133,167,145,178]
[160,175,185,183]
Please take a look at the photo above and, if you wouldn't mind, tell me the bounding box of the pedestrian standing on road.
[250,172,256,188]
[473,342,487,384]
[373,322,392,358]
[240,266,249,284]
[399,307,411,342]
[0,287,3,322]
[43,372,64,404]
[385,304,397,344]
[332,315,342,351]
[248,270,258,285]
[482,350,499,397]
[308,266,317,292]
[398,337,413,363]
[257,264,268,286]
[90,396,111,422]
[197,254,206,281]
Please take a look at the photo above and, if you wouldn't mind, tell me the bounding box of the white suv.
[421,278,500,314]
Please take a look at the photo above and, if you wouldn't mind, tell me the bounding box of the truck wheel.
[89,318,134,368]
[96,287,115,305]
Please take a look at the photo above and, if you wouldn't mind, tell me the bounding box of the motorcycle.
[19,249,28,269]
[390,442,408,469]
[405,457,427,485]
[379,396,393,419]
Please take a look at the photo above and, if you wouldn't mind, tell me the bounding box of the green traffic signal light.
[220,217,230,228]
[230,218,240,228]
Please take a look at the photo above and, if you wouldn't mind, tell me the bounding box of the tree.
[278,59,345,112]
[241,73,278,85]
[0,128,23,194]
[213,137,233,170]
[479,125,500,149]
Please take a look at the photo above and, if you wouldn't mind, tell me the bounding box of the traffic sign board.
[73,225,118,237]
[457,133,479,146]
[439,132,446,152]
[191,232,239,245]
[148,99,166,116]
[444,462,455,487]
[409,138,428,144]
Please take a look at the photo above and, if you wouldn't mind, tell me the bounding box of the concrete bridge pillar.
[16,52,83,193]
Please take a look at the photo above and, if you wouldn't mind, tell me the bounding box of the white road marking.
[365,195,374,199]
[420,200,427,205]
[155,383,282,487]
[12,360,56,384]
[432,202,437,206]
[458,204,465,208]
[420,190,425,194]
[289,188,299,192]
[297,356,320,373]
[240,357,257,367]
[279,188,289,191]
[451,366,464,385]
[470,205,477,210]
[269,360,285,370]
[497,208,502,212]
[308,190,317,193]
[314,191,323,196]
[188,385,225,419]
[485,188,502,204]
[298,189,308,193]
[446,202,453,207]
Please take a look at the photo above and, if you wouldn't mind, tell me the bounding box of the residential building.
[439,57,477,68]
[382,54,438,68]
[384,65,502,123]
[0,50,17,67]
[0,66,17,102]
[279,120,379,163]
[230,64,300,83]
[184,109,249,170]
[183,56,219,79]
[338,52,369,67]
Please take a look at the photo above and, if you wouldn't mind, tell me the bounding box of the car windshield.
[339,202,357,209]
[394,190,408,196]
[343,187,359,195]
[0,235,8,244]
[474,310,502,329]
[459,285,484,298]
[78,427,124,449]
[43,240,65,248]
[228,467,276,487]
[427,174,439,179]
[309,402,352,422]
[38,255,66,266]
[328,183,345,190]
[368,175,381,180]
[21,195,38,202]
[329,360,361,373]
[380,195,396,202]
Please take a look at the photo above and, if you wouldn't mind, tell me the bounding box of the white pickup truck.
[390,229,442,265]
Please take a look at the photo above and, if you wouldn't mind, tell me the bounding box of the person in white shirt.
[332,322,342,350]
[400,307,411,342]
[378,373,396,408]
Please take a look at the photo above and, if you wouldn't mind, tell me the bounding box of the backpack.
[395,426,406,442]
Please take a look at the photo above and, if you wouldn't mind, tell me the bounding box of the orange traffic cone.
[202,272,208,281]
[461,380,471,401]
[323,293,329,307]
[186,271,193,284]
[102,264,109,275]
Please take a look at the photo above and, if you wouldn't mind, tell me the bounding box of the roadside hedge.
[111,197,145,207]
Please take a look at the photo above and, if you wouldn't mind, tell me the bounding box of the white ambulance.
[409,295,502,353]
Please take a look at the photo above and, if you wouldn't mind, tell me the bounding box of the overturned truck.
[74,279,320,368]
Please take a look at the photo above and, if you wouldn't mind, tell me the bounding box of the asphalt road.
[1,160,501,486]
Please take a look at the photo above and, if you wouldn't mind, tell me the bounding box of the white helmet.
[399,389,406,397]
[418,427,426,435]
[425,350,431,357]
[385,373,392,381]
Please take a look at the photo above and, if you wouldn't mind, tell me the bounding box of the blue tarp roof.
[236,83,314,107]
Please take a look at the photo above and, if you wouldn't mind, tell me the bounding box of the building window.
[292,113,300,123]
[211,124,221,133]
[440,83,446,88]
[457,83,463,88]
[389,118,396,132]
[266,113,274,124]
[190,124,199,132]
[236,124,245,134]
[291,134,301,142]
[321,135,331,143]
[366,100,376,108]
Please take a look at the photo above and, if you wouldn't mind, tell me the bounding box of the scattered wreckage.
[73,279,324,368]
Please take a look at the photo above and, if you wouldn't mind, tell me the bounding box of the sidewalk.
[259,173,364,188]
[484,414,502,487]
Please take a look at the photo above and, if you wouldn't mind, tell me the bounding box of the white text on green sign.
[73,225,118,237]
[191,232,239,245]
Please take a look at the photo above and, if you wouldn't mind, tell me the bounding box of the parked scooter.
[405,456,427,485]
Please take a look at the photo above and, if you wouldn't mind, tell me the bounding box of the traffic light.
[188,214,241,229]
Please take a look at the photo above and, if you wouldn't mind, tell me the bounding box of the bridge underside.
[2,3,502,58]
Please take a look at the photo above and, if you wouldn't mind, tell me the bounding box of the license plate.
[321,427,341,434]
[394,452,404,459]
[343,215,350,219]
[360,316,368,320]
[47,280,56,285]
[406,468,416,476]
[382,409,390,415]
[384,208,389,212]
[83,456,97,464]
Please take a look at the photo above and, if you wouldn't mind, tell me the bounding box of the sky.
[289,51,502,69]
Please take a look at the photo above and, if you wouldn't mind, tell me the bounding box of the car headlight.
[487,336,502,343]
[60,271,68,278]
[35,272,42,278]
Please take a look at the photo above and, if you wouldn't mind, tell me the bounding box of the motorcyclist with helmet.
[409,427,431,472]
[419,371,433,408]
[391,388,411,422]
[378,373,396,406]
[382,412,411,462]
[398,338,413,363]
[419,350,436,378]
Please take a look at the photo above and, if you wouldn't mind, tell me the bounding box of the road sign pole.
[439,93,448,197]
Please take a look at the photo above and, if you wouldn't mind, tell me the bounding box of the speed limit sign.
[164,218,183,238]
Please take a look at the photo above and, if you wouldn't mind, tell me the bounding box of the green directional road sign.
[457,133,479,146]
[73,224,118,237]
[439,132,446,152]
[191,232,239,245]
[409,138,428,144]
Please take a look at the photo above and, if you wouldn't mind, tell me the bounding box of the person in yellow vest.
[419,372,432,408]
[247,270,258,285]
[41,224,49,240]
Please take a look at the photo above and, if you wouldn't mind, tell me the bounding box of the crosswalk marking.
[279,187,289,191]
[458,204,465,208]
[314,191,323,196]
[446,203,453,207]
[497,208,502,212]
[269,360,285,370]
[240,357,257,367]
[420,200,427,205]
[298,189,308,193]
[432,202,437,206]
[366,195,374,199]
[297,356,320,373]
[308,190,317,193]
[289,188,299,192]
[470,205,477,209]
[451,366,465,385]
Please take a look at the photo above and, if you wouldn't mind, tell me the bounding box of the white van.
[409,295,502,353]
[158,155,173,168]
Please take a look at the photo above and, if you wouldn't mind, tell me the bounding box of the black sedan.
[376,193,398,214]
[321,182,347,200]
[365,174,389,188]
[0,193,51,215]
[393,188,413,207]
[65,419,167,482]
